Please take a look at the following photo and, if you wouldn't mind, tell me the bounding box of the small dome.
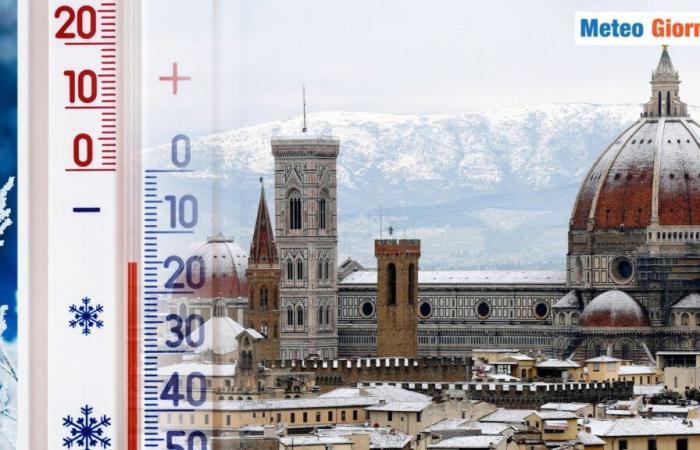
[579,290,650,328]
[177,233,249,300]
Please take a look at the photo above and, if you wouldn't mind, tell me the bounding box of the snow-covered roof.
[618,365,655,375]
[238,328,264,340]
[486,373,520,381]
[553,290,580,309]
[533,411,577,420]
[578,431,605,446]
[420,419,510,436]
[200,396,379,411]
[280,436,351,447]
[427,435,505,449]
[536,358,581,368]
[634,384,665,397]
[588,418,700,437]
[648,404,700,414]
[317,425,412,449]
[605,409,636,416]
[480,409,536,424]
[540,403,590,412]
[672,293,700,309]
[189,316,245,355]
[158,361,236,377]
[365,400,431,412]
[340,270,565,285]
[320,386,429,403]
[584,355,623,363]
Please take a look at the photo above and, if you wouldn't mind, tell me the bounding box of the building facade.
[273,136,340,360]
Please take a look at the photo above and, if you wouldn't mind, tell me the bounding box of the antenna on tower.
[379,203,383,239]
[302,86,307,133]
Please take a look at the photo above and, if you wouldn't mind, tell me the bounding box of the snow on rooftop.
[553,290,580,309]
[588,418,700,437]
[427,435,505,449]
[340,270,565,285]
[672,293,700,309]
[634,384,665,397]
[540,403,590,412]
[200,396,379,412]
[618,365,655,375]
[534,411,577,420]
[365,400,431,412]
[480,409,536,424]
[578,431,606,446]
[188,316,245,355]
[317,425,412,449]
[280,436,351,447]
[536,358,580,368]
[585,355,623,363]
[320,386,429,403]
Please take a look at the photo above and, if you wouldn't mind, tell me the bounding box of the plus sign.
[159,62,191,95]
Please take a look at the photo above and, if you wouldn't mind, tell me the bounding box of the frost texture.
[0,177,13,248]
[0,177,16,448]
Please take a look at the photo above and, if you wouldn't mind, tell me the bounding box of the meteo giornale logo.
[575,13,700,45]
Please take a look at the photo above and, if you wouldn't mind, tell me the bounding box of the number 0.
[73,134,93,167]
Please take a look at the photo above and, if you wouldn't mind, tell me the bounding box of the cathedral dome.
[570,47,700,231]
[579,290,650,328]
[178,233,249,300]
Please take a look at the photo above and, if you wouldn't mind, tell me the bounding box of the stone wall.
[360,380,634,409]
[267,357,470,393]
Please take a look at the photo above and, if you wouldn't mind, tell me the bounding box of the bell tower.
[246,182,281,362]
[375,238,420,358]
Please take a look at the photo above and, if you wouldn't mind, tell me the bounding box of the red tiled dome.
[176,233,249,300]
[579,290,650,328]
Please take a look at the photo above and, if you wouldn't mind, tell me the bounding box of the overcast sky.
[143,0,700,141]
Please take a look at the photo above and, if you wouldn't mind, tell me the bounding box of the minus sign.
[73,207,101,213]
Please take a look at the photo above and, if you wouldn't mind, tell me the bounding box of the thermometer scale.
[25,0,227,448]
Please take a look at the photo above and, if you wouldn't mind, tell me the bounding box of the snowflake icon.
[69,297,104,335]
[62,404,111,449]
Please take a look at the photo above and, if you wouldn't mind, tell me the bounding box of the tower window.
[408,263,415,305]
[297,259,303,280]
[318,197,327,230]
[296,306,304,326]
[260,287,268,309]
[287,307,294,326]
[325,306,330,326]
[667,90,671,116]
[387,263,397,305]
[318,305,324,326]
[289,190,302,230]
[658,91,662,116]
[318,259,323,281]
[287,259,293,280]
[324,259,330,280]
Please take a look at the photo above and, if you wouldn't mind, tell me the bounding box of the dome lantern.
[643,45,687,118]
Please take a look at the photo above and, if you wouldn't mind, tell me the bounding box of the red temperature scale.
[24,0,228,448]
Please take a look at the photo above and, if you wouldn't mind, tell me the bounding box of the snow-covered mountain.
[153,103,691,270]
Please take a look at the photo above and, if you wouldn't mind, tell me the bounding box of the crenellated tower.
[375,238,420,358]
[246,183,281,361]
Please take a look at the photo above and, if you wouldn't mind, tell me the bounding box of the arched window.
[682,312,690,326]
[318,305,324,326]
[289,190,302,230]
[287,307,294,326]
[260,287,268,309]
[408,263,415,305]
[325,306,330,327]
[296,306,304,327]
[297,259,303,280]
[658,91,662,116]
[667,91,671,116]
[287,259,293,280]
[387,263,397,305]
[261,321,268,337]
[324,259,330,281]
[318,196,327,230]
[318,259,323,281]
[620,344,630,360]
